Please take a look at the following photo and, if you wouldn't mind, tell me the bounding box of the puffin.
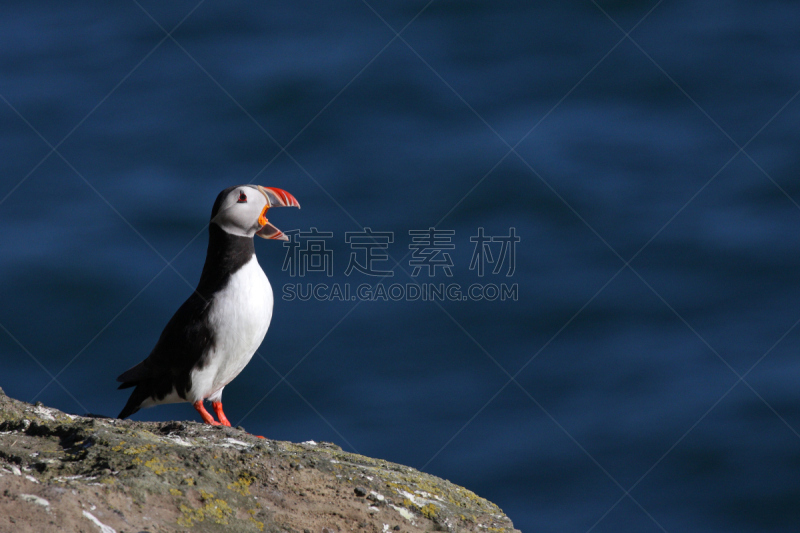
[117,185,299,427]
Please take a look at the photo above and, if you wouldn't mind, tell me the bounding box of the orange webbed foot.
[193,400,221,426]
[211,401,232,427]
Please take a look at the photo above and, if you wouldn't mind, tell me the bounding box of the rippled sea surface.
[3,2,800,531]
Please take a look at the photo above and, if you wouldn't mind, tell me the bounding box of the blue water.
[3,1,800,531]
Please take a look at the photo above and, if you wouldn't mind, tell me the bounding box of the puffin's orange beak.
[255,186,300,241]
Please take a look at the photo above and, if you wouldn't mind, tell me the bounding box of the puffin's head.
[210,185,300,240]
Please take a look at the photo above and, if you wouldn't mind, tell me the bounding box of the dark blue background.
[3,2,800,531]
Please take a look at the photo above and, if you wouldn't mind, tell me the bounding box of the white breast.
[188,254,273,402]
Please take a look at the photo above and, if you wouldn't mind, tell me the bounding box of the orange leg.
[193,400,220,426]
[200,400,265,438]
[211,401,232,427]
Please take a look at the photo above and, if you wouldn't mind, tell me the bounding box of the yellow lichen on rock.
[178,490,234,527]
[177,504,199,527]
[143,456,179,475]
[121,444,156,455]
[420,503,439,519]
[228,471,256,496]
[247,508,265,531]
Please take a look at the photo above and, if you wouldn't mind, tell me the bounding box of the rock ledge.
[0,390,519,533]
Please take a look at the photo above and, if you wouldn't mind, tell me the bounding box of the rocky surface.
[0,389,519,533]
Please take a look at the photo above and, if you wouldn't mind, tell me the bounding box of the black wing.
[116,292,215,416]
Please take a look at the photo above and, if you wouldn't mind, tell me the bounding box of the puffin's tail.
[117,404,139,420]
[117,361,153,419]
[117,361,149,387]
[117,386,149,419]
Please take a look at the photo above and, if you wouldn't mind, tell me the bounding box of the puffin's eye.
[237,191,247,203]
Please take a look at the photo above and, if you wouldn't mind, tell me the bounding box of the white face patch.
[211,186,269,237]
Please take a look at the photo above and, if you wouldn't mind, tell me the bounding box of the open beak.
[255,186,301,241]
